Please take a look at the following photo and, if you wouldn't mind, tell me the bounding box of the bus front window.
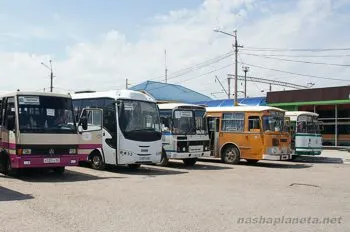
[18,96,76,133]
[118,100,161,133]
[172,110,195,135]
[194,110,208,135]
[262,116,284,132]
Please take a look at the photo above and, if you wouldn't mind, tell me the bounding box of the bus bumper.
[9,155,79,168]
[263,154,291,161]
[295,149,322,156]
[166,151,211,159]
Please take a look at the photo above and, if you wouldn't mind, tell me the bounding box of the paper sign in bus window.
[175,111,193,118]
[47,109,55,117]
[18,96,40,105]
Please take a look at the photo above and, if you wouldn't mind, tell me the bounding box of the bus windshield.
[118,100,161,133]
[297,115,320,133]
[172,109,207,135]
[18,95,76,133]
[173,110,195,135]
[262,115,285,132]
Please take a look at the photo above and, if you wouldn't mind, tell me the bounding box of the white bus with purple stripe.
[72,90,162,169]
[158,103,211,166]
[0,91,81,175]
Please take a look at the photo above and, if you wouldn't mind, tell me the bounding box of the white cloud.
[0,0,349,99]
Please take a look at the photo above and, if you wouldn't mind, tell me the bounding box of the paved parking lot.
[1,150,349,232]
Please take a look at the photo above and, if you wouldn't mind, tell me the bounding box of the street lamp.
[213,28,242,106]
[242,66,250,98]
[41,60,54,92]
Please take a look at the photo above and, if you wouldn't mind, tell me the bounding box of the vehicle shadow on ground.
[105,165,188,176]
[291,156,343,164]
[0,186,34,201]
[161,161,233,171]
[199,158,313,169]
[14,169,125,183]
[242,161,313,169]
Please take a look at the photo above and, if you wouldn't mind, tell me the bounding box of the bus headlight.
[17,149,31,155]
[23,149,31,155]
[69,148,77,154]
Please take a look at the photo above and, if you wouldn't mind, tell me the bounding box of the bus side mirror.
[80,116,88,130]
[7,115,15,131]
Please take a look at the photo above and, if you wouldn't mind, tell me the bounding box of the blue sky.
[0,0,349,96]
[0,0,203,56]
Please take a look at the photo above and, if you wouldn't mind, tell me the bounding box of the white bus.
[285,111,322,157]
[158,103,211,166]
[0,91,89,175]
[71,90,162,169]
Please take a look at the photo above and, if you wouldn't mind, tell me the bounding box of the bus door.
[207,117,220,157]
[78,108,103,162]
[246,115,263,158]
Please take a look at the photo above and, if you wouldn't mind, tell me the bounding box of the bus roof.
[0,91,71,99]
[71,89,156,103]
[206,106,285,113]
[158,102,205,110]
[285,111,319,120]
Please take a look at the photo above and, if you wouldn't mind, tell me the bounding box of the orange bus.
[205,106,291,164]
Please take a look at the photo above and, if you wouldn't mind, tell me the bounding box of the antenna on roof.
[164,49,168,83]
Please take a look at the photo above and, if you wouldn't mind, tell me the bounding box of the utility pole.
[41,60,54,92]
[242,66,250,98]
[213,29,243,105]
[269,83,272,92]
[125,78,129,89]
[233,30,243,106]
[227,78,231,99]
[164,49,168,83]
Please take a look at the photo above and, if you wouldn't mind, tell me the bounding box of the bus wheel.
[183,158,197,166]
[91,153,105,170]
[53,167,65,175]
[159,149,169,167]
[5,157,19,176]
[246,159,259,164]
[127,164,141,169]
[222,145,240,164]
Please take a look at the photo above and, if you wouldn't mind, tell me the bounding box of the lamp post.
[213,29,243,105]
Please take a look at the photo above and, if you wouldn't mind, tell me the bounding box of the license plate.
[43,158,60,164]
[189,145,202,152]
[139,157,150,161]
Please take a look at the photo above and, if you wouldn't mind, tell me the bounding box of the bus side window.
[248,116,260,131]
[4,97,16,131]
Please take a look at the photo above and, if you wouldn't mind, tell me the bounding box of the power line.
[240,52,350,58]
[242,47,350,52]
[227,74,308,89]
[241,53,350,67]
[164,52,234,82]
[238,61,349,82]
[146,63,232,92]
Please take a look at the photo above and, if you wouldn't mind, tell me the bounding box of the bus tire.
[4,157,19,177]
[246,159,259,164]
[183,158,197,166]
[90,151,105,170]
[53,167,65,175]
[159,149,169,167]
[127,164,141,169]
[221,145,240,164]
